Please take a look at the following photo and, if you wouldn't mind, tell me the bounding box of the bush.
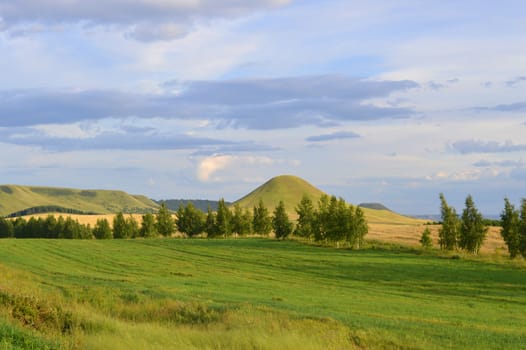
[420,228,433,249]
[0,289,75,334]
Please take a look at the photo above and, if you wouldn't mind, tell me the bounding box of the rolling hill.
[0,185,159,217]
[233,175,422,224]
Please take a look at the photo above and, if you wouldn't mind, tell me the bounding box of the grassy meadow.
[0,238,525,349]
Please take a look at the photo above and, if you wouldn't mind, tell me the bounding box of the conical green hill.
[233,175,325,215]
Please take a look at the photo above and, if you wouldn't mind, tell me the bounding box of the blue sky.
[0,0,525,215]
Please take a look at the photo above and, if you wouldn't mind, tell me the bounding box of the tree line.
[0,196,369,247]
[176,194,368,247]
[0,203,175,239]
[422,194,526,258]
[5,205,98,218]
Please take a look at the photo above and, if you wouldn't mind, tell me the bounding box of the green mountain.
[233,175,325,215]
[233,175,421,224]
[0,185,159,217]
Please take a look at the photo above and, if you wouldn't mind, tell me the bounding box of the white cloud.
[198,155,235,181]
[197,154,275,182]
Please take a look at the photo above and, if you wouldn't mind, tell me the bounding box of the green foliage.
[156,202,175,237]
[438,193,459,250]
[176,202,205,237]
[140,213,158,238]
[272,201,293,239]
[12,218,27,238]
[459,195,488,254]
[204,206,218,238]
[6,205,98,218]
[500,198,520,258]
[309,195,368,248]
[419,227,433,248]
[6,215,92,240]
[125,215,140,239]
[42,215,58,239]
[520,199,526,257]
[294,195,315,238]
[93,218,113,239]
[215,199,232,237]
[351,206,368,248]
[113,212,128,239]
[253,199,272,235]
[0,217,14,238]
[231,204,252,236]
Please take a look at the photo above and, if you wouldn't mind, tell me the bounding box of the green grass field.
[0,238,525,349]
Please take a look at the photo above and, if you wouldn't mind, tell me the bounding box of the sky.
[0,0,525,215]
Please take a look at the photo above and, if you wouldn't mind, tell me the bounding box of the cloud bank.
[0,76,418,130]
[0,0,291,41]
[450,139,526,154]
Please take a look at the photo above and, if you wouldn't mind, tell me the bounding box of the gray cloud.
[473,159,524,167]
[426,79,459,91]
[0,0,291,41]
[0,125,264,152]
[505,76,526,88]
[3,133,228,152]
[475,101,526,112]
[306,131,360,142]
[451,140,526,154]
[427,81,445,90]
[0,75,418,129]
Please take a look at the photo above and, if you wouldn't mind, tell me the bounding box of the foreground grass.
[0,238,525,349]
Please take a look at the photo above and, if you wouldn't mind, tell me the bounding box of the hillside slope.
[0,185,159,216]
[233,175,422,224]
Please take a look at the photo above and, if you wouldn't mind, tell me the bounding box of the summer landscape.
[1,1,525,349]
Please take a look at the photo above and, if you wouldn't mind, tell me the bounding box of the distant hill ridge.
[155,199,232,212]
[359,203,392,211]
[0,185,159,217]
